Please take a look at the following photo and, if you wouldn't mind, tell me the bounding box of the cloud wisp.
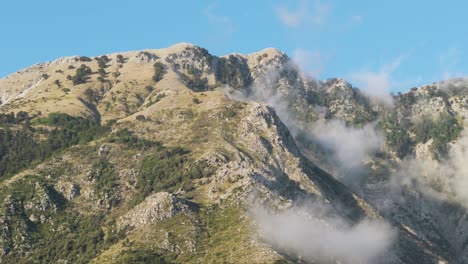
[252,203,396,264]
[308,119,384,182]
[292,48,328,77]
[349,56,404,106]
[391,129,468,208]
[275,0,330,28]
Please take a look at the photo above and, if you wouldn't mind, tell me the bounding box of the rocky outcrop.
[119,192,191,229]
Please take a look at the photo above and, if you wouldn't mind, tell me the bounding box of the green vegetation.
[107,128,161,150]
[0,173,124,264]
[84,88,99,102]
[79,56,92,62]
[90,159,120,207]
[136,115,146,121]
[145,85,154,92]
[113,249,170,264]
[215,55,252,89]
[132,147,212,206]
[180,67,210,92]
[0,113,109,178]
[413,113,463,158]
[380,107,463,158]
[98,68,107,77]
[116,54,126,64]
[152,62,166,82]
[72,64,92,85]
[96,55,111,68]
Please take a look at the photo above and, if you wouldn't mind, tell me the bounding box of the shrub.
[192,98,201,104]
[145,86,154,93]
[136,115,146,121]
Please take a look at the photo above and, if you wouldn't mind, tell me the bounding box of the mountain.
[1,42,467,263]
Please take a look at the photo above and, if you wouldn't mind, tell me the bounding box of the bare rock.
[119,192,190,229]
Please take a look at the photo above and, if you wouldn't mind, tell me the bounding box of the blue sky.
[1,0,467,93]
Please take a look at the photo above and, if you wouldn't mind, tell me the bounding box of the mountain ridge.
[2,43,468,263]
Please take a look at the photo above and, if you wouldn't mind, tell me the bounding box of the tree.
[117,54,126,64]
[79,56,92,62]
[98,68,107,77]
[72,64,92,85]
[152,62,166,82]
[84,88,97,102]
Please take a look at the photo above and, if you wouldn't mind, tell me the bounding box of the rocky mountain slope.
[1,43,467,263]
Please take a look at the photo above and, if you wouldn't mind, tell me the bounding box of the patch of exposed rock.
[119,192,191,229]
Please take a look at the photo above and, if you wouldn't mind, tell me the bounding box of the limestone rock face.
[119,192,191,228]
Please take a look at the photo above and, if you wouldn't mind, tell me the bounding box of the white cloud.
[349,56,404,106]
[292,48,327,77]
[276,0,330,28]
[392,129,468,207]
[252,203,396,264]
[309,119,384,181]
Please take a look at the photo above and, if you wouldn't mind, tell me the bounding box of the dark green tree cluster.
[72,64,92,85]
[113,249,169,264]
[0,175,124,263]
[152,62,166,82]
[132,147,211,206]
[413,113,463,157]
[0,113,109,178]
[116,54,126,64]
[89,159,119,207]
[95,56,110,82]
[180,67,210,92]
[78,56,92,62]
[107,128,161,150]
[96,55,111,69]
[0,111,31,126]
[215,55,252,89]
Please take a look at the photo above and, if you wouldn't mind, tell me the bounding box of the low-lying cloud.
[252,203,396,264]
[308,119,384,182]
[349,56,404,106]
[392,129,468,207]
